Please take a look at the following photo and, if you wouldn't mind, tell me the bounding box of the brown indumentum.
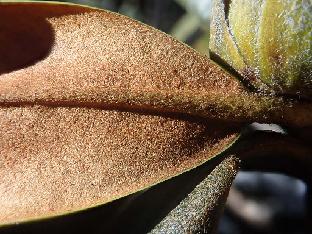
[0,1,311,228]
[0,2,240,225]
[0,3,311,127]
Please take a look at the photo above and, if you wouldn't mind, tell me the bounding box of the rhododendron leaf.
[0,1,241,226]
[0,1,311,228]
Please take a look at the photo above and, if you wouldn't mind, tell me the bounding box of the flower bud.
[210,0,312,99]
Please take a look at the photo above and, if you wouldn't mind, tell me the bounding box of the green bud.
[210,0,312,98]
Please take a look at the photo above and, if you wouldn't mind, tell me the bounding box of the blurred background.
[25,0,308,233]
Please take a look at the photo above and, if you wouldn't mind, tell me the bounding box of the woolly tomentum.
[210,0,312,98]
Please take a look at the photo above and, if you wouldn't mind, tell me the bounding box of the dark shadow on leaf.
[0,3,95,75]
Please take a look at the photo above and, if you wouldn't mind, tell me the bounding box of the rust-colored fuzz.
[0,2,310,225]
[0,3,240,224]
[0,106,237,223]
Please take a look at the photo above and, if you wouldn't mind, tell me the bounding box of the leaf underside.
[0,2,299,124]
[0,2,240,225]
[0,105,238,225]
[0,1,311,226]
